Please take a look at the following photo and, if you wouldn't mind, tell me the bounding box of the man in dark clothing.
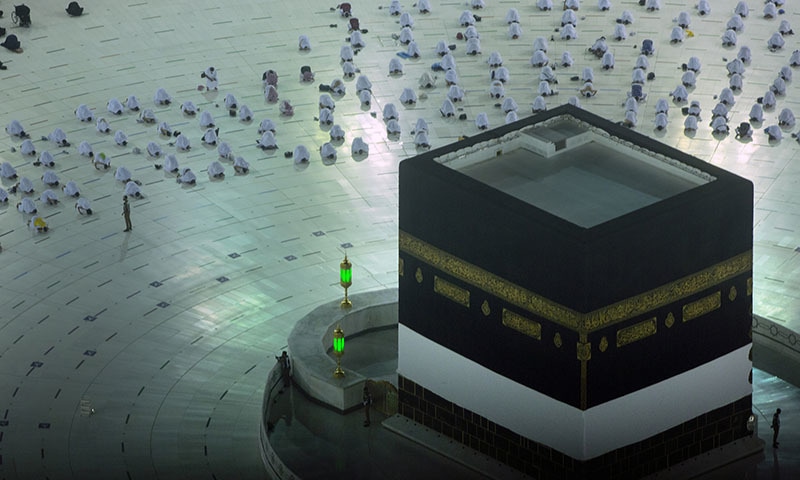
[122,196,132,232]
[772,408,781,448]
[276,351,291,388]
[362,384,373,427]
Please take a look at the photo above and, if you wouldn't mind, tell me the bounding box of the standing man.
[772,408,781,448]
[122,195,132,232]
[275,351,291,388]
[362,384,373,427]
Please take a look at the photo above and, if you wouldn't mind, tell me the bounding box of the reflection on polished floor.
[270,365,798,479]
[264,309,800,480]
[0,0,799,478]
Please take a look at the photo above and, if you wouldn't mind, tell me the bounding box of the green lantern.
[340,255,352,308]
[333,325,345,378]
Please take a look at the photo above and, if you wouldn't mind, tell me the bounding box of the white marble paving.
[0,0,799,478]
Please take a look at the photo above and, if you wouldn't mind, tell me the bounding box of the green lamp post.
[333,325,345,378]
[340,254,352,309]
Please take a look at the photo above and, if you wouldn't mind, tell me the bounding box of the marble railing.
[287,288,398,412]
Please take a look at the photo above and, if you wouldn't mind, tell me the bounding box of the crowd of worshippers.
[2,76,271,233]
[7,0,800,152]
[336,0,800,141]
[6,0,800,236]
[512,0,799,139]
[0,4,376,235]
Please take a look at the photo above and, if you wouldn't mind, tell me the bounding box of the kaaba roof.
[427,105,727,229]
[441,114,712,228]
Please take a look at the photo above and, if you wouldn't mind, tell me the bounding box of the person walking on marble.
[363,384,373,427]
[772,408,781,448]
[122,195,132,232]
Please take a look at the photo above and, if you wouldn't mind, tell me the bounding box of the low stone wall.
[260,363,299,480]
[753,314,800,387]
[287,288,398,412]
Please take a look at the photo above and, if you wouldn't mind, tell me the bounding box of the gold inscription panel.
[502,308,542,340]
[682,291,721,322]
[433,275,470,308]
[616,317,657,348]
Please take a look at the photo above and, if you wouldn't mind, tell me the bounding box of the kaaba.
[397,105,754,478]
